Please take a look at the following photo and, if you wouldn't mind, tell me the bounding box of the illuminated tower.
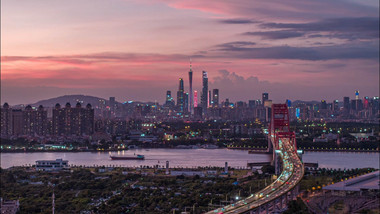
[201,71,208,115]
[194,90,198,107]
[177,78,184,113]
[355,90,359,100]
[188,59,193,114]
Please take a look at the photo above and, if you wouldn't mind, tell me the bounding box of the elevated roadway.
[206,104,304,214]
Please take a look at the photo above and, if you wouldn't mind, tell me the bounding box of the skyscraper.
[188,60,193,114]
[262,93,269,105]
[212,89,219,107]
[201,71,208,115]
[177,78,184,113]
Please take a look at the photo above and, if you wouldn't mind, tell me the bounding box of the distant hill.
[18,95,116,108]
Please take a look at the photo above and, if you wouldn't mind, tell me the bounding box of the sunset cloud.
[1,0,378,105]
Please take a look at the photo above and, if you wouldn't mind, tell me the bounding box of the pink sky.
[1,0,379,105]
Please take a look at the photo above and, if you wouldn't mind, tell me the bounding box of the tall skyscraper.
[212,89,219,107]
[177,78,184,113]
[201,71,208,115]
[355,90,359,100]
[208,90,212,107]
[184,93,189,113]
[188,60,193,114]
[262,93,269,104]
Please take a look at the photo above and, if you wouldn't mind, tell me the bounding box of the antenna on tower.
[190,58,192,70]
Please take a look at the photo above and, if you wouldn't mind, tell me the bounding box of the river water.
[1,149,379,169]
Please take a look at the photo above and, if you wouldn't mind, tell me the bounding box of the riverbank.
[0,148,127,153]
[228,147,380,153]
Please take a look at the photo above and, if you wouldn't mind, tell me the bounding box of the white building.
[35,159,69,171]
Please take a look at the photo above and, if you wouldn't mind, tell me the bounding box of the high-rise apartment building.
[0,103,12,137]
[53,102,94,136]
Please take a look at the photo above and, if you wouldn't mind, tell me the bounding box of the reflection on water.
[1,149,379,169]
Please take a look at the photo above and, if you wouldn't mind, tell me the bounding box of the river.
[1,149,379,169]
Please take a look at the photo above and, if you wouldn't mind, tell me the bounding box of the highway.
[206,137,304,214]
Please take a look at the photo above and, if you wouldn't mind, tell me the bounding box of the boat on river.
[110,154,145,160]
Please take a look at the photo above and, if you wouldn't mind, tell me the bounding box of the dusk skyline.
[1,0,379,105]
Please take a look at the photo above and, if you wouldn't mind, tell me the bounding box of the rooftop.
[323,171,380,192]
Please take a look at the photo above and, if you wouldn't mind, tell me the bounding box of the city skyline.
[1,0,379,105]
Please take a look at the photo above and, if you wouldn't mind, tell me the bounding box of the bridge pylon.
[269,104,297,175]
